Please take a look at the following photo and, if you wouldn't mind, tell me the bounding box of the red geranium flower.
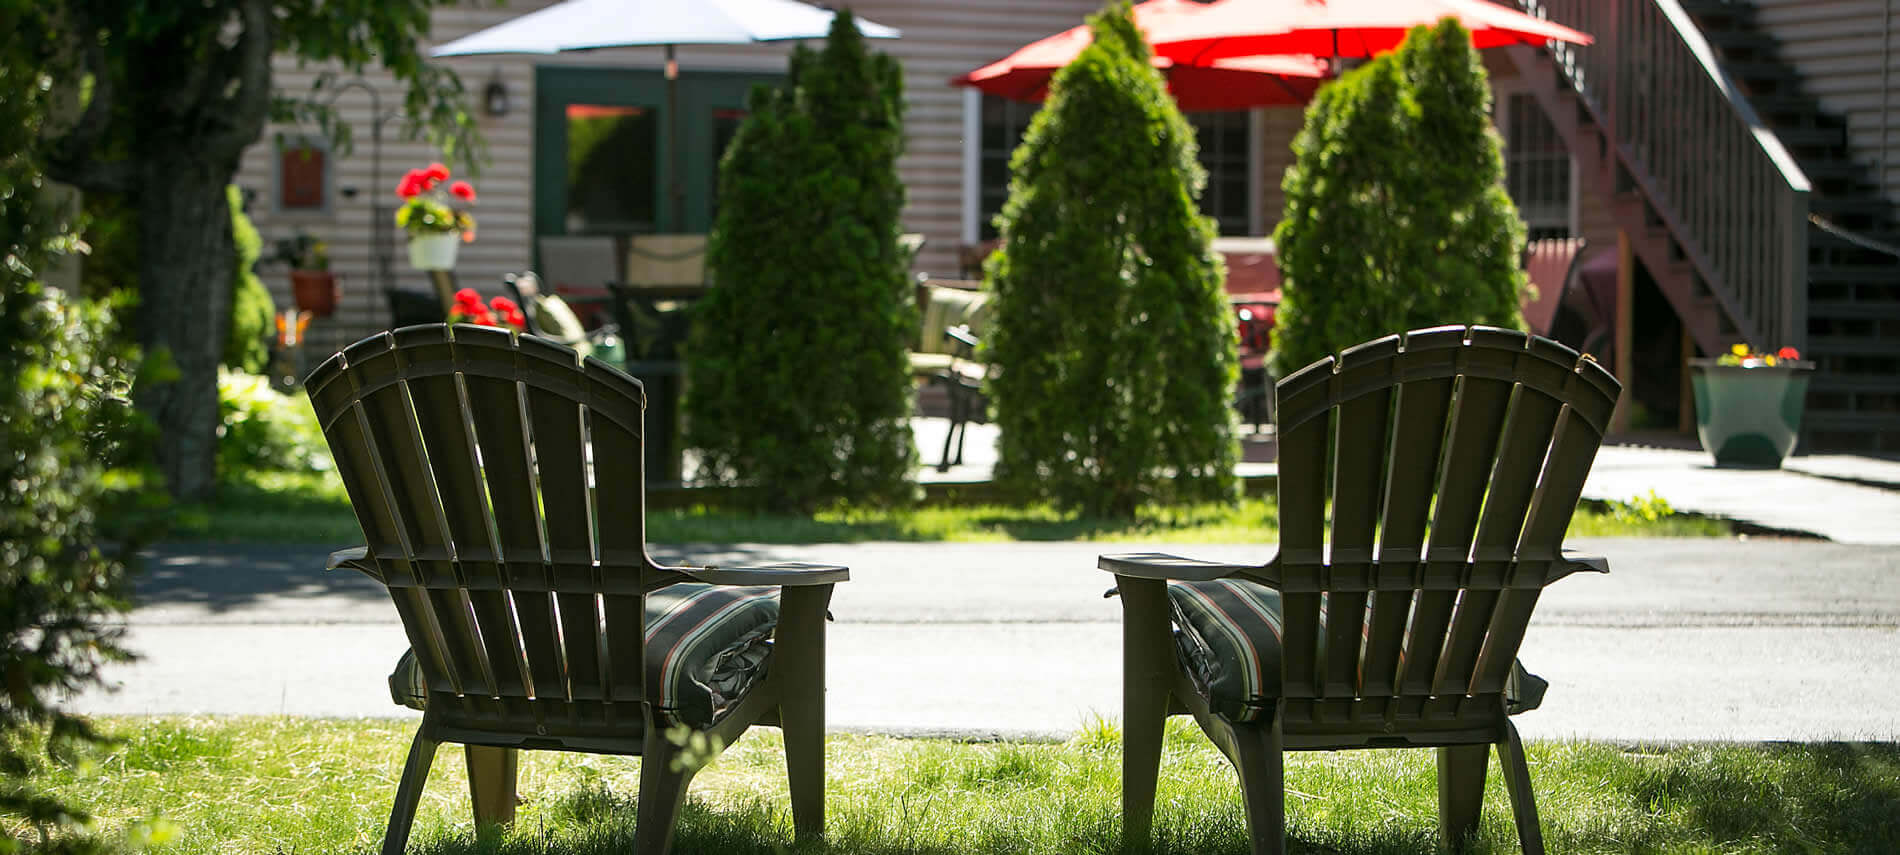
[396,169,425,199]
[424,162,450,188]
[449,180,476,202]
[1776,346,1800,360]
[453,288,484,308]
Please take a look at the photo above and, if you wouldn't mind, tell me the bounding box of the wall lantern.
[483,69,510,118]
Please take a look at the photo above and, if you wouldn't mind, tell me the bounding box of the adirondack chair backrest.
[1268,326,1619,729]
[306,324,663,738]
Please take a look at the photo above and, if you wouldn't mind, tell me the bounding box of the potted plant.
[1689,343,1816,468]
[395,162,476,270]
[276,233,340,318]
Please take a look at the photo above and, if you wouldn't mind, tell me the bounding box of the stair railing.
[1518,0,1811,350]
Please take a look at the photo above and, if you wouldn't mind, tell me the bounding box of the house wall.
[1748,0,1900,206]
[237,1,1108,346]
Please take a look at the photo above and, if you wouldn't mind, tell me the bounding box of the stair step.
[1774,126,1848,148]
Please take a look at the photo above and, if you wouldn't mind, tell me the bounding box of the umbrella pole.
[666,44,683,232]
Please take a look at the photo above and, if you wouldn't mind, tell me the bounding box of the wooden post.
[1611,229,1635,433]
[1679,327,1697,434]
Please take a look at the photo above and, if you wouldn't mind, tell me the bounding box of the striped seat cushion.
[1167,578,1548,723]
[390,582,780,727]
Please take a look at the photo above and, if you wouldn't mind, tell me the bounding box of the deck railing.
[1518,0,1811,349]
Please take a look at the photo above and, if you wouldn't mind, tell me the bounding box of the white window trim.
[958,92,1267,240]
[270,133,336,219]
[1493,82,1580,238]
[961,87,981,246]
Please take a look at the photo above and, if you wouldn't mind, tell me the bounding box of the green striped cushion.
[389,583,780,727]
[1166,579,1547,723]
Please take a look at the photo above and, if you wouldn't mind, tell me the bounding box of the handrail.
[1517,0,1810,350]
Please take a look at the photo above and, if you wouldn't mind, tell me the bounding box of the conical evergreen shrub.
[685,11,916,513]
[984,3,1239,518]
[1270,18,1528,378]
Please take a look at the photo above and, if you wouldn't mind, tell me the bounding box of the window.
[274,138,330,215]
[1500,92,1574,240]
[564,104,657,232]
[973,95,1254,240]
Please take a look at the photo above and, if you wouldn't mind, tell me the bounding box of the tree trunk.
[135,159,234,502]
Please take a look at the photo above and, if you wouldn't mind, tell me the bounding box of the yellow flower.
[1763,355,1777,366]
[1731,343,1749,357]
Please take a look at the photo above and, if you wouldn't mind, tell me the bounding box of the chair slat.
[404,373,499,565]
[1471,588,1541,694]
[1359,590,1414,696]
[1431,588,1499,696]
[462,374,546,566]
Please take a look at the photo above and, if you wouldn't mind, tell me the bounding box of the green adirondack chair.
[307,325,847,855]
[1103,326,1620,855]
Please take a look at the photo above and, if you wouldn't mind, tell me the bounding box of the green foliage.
[983,3,1239,518]
[686,11,917,513]
[216,370,328,475]
[0,27,147,847]
[224,187,274,374]
[1270,19,1528,377]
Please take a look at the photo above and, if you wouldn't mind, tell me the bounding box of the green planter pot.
[1688,358,1815,468]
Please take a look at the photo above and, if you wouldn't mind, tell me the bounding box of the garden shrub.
[685,10,917,512]
[217,370,328,475]
[224,185,274,374]
[0,36,145,848]
[983,3,1238,518]
[1270,19,1527,378]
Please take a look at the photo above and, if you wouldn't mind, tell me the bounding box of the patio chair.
[1102,326,1619,855]
[306,325,847,855]
[909,280,990,471]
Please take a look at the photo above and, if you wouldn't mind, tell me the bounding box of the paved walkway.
[71,419,1900,741]
[912,419,1900,544]
[82,538,1900,742]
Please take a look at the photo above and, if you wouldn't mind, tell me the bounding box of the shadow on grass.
[400,742,1900,855]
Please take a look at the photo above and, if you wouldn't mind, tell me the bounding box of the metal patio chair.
[1103,326,1619,855]
[307,325,846,854]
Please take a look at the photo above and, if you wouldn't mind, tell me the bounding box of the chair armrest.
[327,546,384,583]
[672,562,850,587]
[945,325,980,354]
[1561,551,1609,575]
[1099,552,1258,583]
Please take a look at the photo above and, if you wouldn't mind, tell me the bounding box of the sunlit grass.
[163,469,1733,545]
[16,717,1899,854]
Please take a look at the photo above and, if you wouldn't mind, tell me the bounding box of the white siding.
[239,1,1118,344]
[1749,0,1900,205]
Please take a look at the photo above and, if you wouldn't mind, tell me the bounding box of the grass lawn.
[16,717,1899,854]
[168,469,1730,545]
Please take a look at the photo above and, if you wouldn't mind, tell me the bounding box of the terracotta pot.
[289,270,341,318]
[407,231,461,270]
[1689,358,1816,468]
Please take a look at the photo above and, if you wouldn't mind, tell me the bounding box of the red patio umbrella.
[1145,0,1592,64]
[952,0,1328,111]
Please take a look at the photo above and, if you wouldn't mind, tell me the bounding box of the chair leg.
[466,745,519,829]
[1497,722,1547,855]
[1229,714,1287,855]
[637,722,695,855]
[1117,577,1174,852]
[1437,744,1489,851]
[777,584,834,841]
[937,380,965,472]
[382,727,440,855]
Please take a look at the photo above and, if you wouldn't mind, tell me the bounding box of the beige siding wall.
[1256,105,1305,232]
[239,1,1130,345]
[1749,0,1900,205]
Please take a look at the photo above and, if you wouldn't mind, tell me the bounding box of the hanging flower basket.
[395,162,476,270]
[407,231,461,271]
[1689,345,1814,468]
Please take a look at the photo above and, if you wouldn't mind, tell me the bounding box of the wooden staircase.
[1511,0,1900,454]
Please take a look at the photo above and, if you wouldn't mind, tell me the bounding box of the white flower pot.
[407,232,461,270]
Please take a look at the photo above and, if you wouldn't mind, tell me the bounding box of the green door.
[534,66,781,243]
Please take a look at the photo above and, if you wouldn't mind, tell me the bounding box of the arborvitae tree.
[686,10,916,512]
[224,185,274,374]
[1271,19,1527,377]
[984,3,1238,518]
